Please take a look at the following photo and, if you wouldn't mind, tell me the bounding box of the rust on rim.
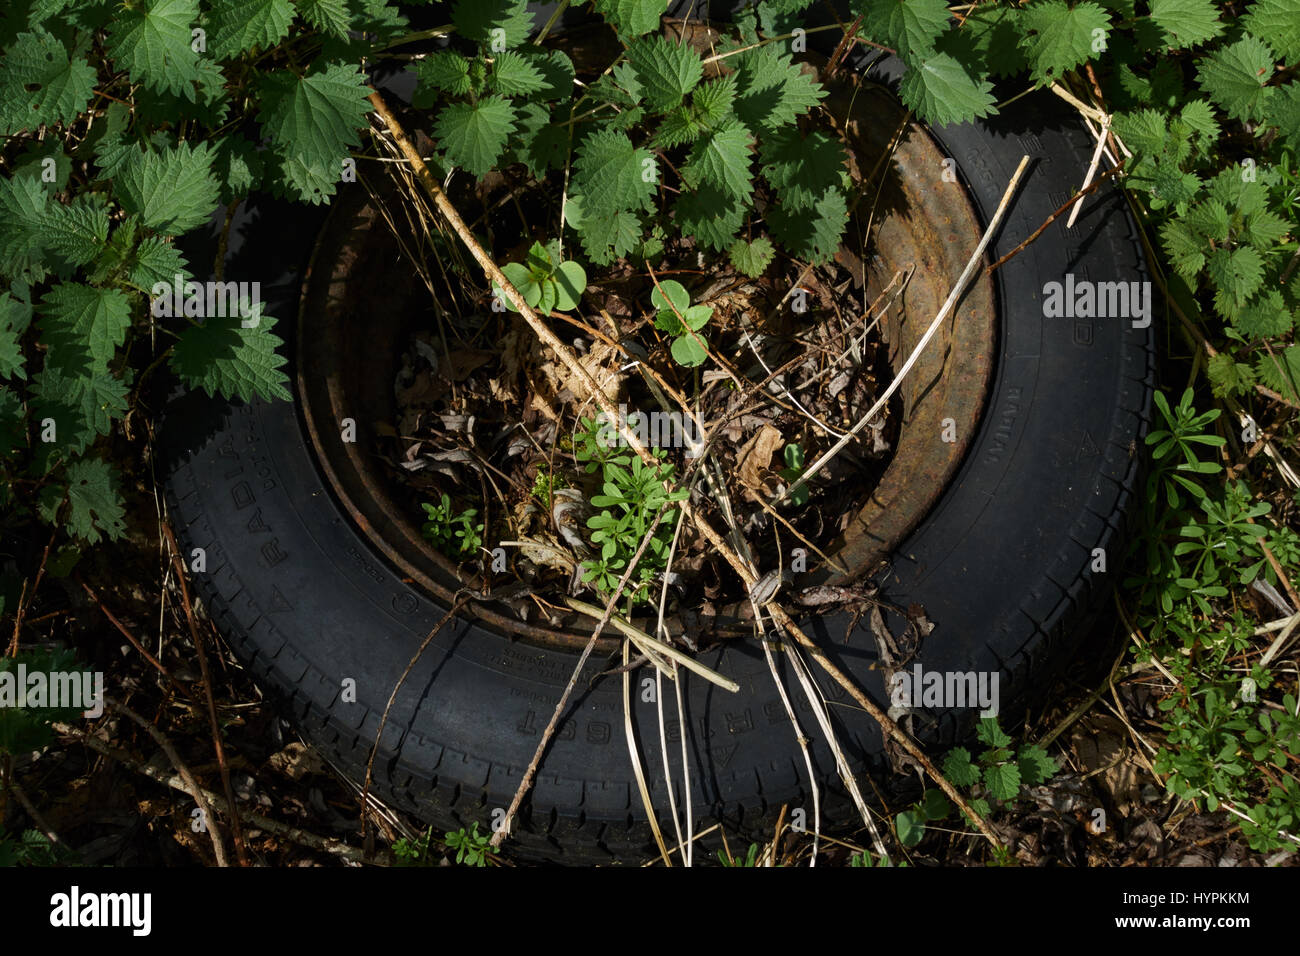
[295,59,996,651]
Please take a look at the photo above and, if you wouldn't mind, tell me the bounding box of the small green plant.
[444,822,497,867]
[492,240,587,314]
[718,842,761,866]
[391,826,435,867]
[849,848,906,867]
[530,462,556,505]
[0,829,61,867]
[894,787,953,848]
[420,493,483,559]
[651,279,713,368]
[777,442,809,507]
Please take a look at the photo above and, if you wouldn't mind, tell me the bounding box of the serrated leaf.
[1243,0,1300,62]
[519,48,574,101]
[489,50,545,95]
[40,457,126,543]
[451,0,534,49]
[1244,209,1290,249]
[1160,219,1205,278]
[212,135,265,202]
[435,96,516,177]
[415,52,471,99]
[1179,98,1220,140]
[673,184,745,251]
[1255,345,1300,399]
[1185,199,1230,241]
[856,0,952,59]
[105,0,201,97]
[43,195,109,268]
[1235,290,1293,338]
[572,128,656,217]
[128,235,191,290]
[1018,1,1110,85]
[729,236,774,277]
[1197,35,1275,123]
[682,120,753,201]
[170,312,290,402]
[0,172,51,281]
[960,4,1028,77]
[38,283,130,377]
[117,142,219,235]
[652,106,704,148]
[1206,245,1264,302]
[767,187,847,264]
[295,0,351,38]
[592,0,666,37]
[0,29,96,135]
[1016,743,1058,785]
[942,746,982,787]
[1113,109,1169,155]
[693,74,737,127]
[1147,0,1222,49]
[627,35,703,113]
[0,293,29,381]
[1206,352,1256,398]
[899,51,996,125]
[572,206,642,265]
[984,761,1021,801]
[511,101,567,177]
[760,127,847,211]
[975,716,1011,747]
[30,364,128,455]
[208,0,294,59]
[733,45,826,131]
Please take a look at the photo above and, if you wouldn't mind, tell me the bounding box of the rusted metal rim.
[296,67,995,651]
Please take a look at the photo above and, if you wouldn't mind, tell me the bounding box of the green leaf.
[1017,1,1109,85]
[208,0,294,59]
[732,44,826,131]
[692,74,737,127]
[38,283,131,377]
[670,332,708,367]
[170,312,291,402]
[682,120,754,201]
[257,61,373,203]
[627,35,703,113]
[117,142,219,235]
[105,0,201,97]
[1244,209,1290,249]
[0,172,52,281]
[984,761,1022,801]
[510,102,567,177]
[553,260,587,311]
[30,364,129,455]
[1016,743,1058,785]
[295,0,351,38]
[0,30,96,135]
[856,0,952,59]
[127,235,191,290]
[1255,345,1300,399]
[1160,219,1205,278]
[415,52,471,99]
[942,746,981,787]
[895,809,925,846]
[1206,246,1264,303]
[40,457,126,543]
[490,50,545,95]
[651,279,690,317]
[760,127,847,211]
[0,293,30,381]
[571,129,657,217]
[673,184,745,251]
[451,0,534,49]
[1147,0,1223,49]
[1197,35,1275,123]
[591,0,666,37]
[570,204,642,265]
[767,187,847,264]
[899,51,997,125]
[975,716,1011,748]
[729,236,775,277]
[44,195,110,269]
[1185,199,1230,242]
[960,4,1028,77]
[1206,352,1256,398]
[1244,0,1300,61]
[1112,108,1169,155]
[1235,291,1293,338]
[435,96,516,177]
[920,787,951,821]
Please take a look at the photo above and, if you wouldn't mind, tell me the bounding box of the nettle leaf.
[1206,352,1256,398]
[1016,744,1058,785]
[760,127,847,211]
[1160,219,1205,277]
[1206,246,1264,303]
[127,235,191,290]
[682,120,754,201]
[572,128,657,216]
[1255,344,1300,398]
[1246,209,1291,249]
[451,0,534,49]
[899,51,996,125]
[1113,108,1168,155]
[1197,35,1275,123]
[414,52,471,103]
[117,142,219,235]
[511,101,568,176]
[984,761,1021,801]
[40,458,126,543]
[732,44,826,131]
[855,0,952,59]
[38,283,130,377]
[1244,0,1300,62]
[1017,1,1110,85]
[729,236,774,277]
[768,186,847,264]
[0,293,30,381]
[0,173,52,280]
[520,49,575,101]
[170,312,291,402]
[592,0,667,38]
[693,74,737,127]
[295,0,351,39]
[257,61,372,203]
[653,106,704,148]
[0,386,24,456]
[105,0,201,97]
[1147,0,1222,49]
[435,96,516,177]
[960,4,1028,77]
[44,195,109,269]
[208,0,295,59]
[490,50,546,95]
[674,184,745,251]
[1180,98,1220,141]
[627,35,703,113]
[0,29,96,135]
[31,364,129,455]
[1185,198,1229,241]
[1235,291,1293,339]
[572,205,642,265]
[942,747,982,787]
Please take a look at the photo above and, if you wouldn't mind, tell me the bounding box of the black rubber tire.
[160,39,1154,864]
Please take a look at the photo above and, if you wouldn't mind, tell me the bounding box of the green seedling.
[493,240,587,314]
[651,279,713,368]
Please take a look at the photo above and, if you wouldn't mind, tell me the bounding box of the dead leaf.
[735,424,784,490]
